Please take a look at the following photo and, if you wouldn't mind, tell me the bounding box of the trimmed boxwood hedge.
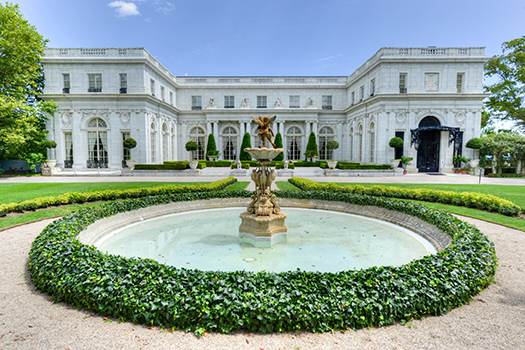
[29,189,497,335]
[0,177,236,217]
[289,177,522,216]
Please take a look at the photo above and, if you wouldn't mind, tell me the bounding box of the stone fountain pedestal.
[239,148,287,247]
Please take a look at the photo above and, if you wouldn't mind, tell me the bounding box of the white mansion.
[41,46,487,173]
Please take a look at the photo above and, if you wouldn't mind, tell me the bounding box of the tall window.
[257,96,267,108]
[399,73,407,93]
[457,73,464,93]
[87,118,108,168]
[322,95,332,110]
[122,132,130,167]
[88,74,102,92]
[395,131,404,161]
[191,96,202,110]
[370,79,375,96]
[358,125,363,162]
[286,126,302,161]
[349,127,354,161]
[222,127,238,160]
[150,79,155,96]
[120,73,127,93]
[63,74,70,93]
[64,132,73,168]
[289,95,300,108]
[359,86,364,101]
[162,123,168,161]
[169,91,174,105]
[224,96,235,108]
[369,122,375,163]
[171,127,176,160]
[319,126,335,160]
[190,127,206,160]
[351,91,355,105]
[161,86,165,101]
[150,123,156,163]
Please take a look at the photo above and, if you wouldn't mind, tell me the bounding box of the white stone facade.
[42,47,487,173]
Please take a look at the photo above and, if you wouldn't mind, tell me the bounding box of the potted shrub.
[453,155,471,174]
[400,156,412,175]
[388,137,404,169]
[466,137,482,168]
[305,131,318,162]
[206,134,219,161]
[325,140,340,169]
[123,137,137,169]
[185,140,200,169]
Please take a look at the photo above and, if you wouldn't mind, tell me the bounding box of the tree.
[305,132,318,161]
[480,132,525,176]
[239,132,252,161]
[484,36,525,129]
[274,132,284,161]
[205,134,218,160]
[0,3,57,168]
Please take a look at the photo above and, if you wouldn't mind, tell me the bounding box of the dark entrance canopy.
[410,126,461,150]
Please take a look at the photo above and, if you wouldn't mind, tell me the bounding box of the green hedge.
[137,161,189,170]
[231,162,250,169]
[204,160,233,167]
[29,190,496,335]
[0,177,236,217]
[293,161,328,168]
[488,173,524,178]
[336,162,392,170]
[289,177,521,216]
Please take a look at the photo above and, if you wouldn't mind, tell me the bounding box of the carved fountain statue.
[239,116,287,247]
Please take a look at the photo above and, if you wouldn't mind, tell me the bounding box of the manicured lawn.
[275,181,300,191]
[0,182,208,205]
[225,181,250,191]
[327,182,525,208]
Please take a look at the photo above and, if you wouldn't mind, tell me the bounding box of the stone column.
[173,121,178,161]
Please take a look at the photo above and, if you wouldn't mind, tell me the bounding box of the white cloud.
[108,1,141,17]
[153,1,175,14]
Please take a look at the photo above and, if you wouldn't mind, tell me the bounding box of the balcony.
[191,106,202,110]
[322,105,333,110]
[88,88,102,93]
[120,88,127,94]
[399,88,407,94]
[62,88,70,94]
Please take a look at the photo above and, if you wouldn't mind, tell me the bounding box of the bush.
[204,160,232,167]
[123,138,137,150]
[288,177,521,216]
[274,133,284,161]
[28,189,497,334]
[239,132,252,161]
[388,137,404,149]
[206,134,218,160]
[185,141,199,152]
[305,132,318,160]
[466,137,482,150]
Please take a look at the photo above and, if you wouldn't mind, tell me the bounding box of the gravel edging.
[0,216,524,350]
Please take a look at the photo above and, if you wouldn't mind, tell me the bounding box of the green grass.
[0,182,209,205]
[275,181,300,191]
[327,183,525,208]
[225,181,250,191]
[0,202,106,230]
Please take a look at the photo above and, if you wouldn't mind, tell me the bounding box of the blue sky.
[13,0,525,77]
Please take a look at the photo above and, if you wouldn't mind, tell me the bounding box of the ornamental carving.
[120,113,130,126]
[395,112,406,126]
[455,112,466,125]
[424,73,439,92]
[240,98,251,109]
[61,113,72,128]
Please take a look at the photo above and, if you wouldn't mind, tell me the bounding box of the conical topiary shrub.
[274,132,284,161]
[206,133,219,160]
[239,132,252,161]
[305,131,318,161]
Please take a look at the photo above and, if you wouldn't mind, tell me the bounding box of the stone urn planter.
[390,159,400,169]
[327,160,338,169]
[125,159,136,170]
[469,159,480,168]
[189,160,199,170]
[46,159,57,169]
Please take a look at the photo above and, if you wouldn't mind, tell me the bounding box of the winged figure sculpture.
[252,115,277,148]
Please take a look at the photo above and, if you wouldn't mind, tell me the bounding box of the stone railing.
[179,76,346,85]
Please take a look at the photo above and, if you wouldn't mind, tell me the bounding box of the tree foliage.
[480,132,525,175]
[0,3,57,166]
[205,134,218,160]
[274,132,284,160]
[484,36,525,129]
[239,132,252,161]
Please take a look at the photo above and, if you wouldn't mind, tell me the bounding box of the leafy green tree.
[305,131,318,161]
[239,132,252,161]
[480,132,525,176]
[0,3,57,168]
[274,132,284,161]
[484,36,525,129]
[205,133,218,160]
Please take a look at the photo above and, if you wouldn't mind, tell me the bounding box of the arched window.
[358,125,363,163]
[87,118,108,168]
[222,126,238,160]
[286,126,302,161]
[369,122,375,163]
[162,123,168,161]
[150,122,156,163]
[189,126,206,160]
[319,126,335,160]
[171,127,176,161]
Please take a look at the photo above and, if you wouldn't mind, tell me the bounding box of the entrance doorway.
[417,116,440,172]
